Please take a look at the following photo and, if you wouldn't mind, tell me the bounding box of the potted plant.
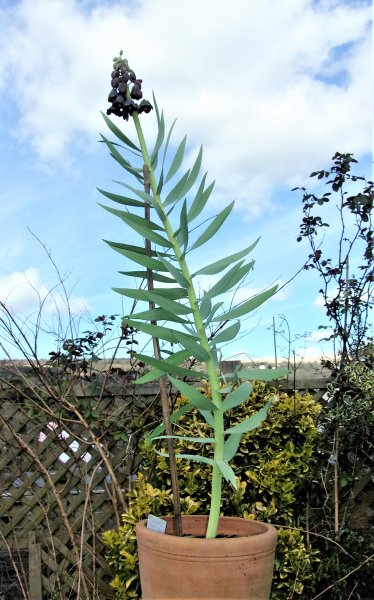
[100,52,286,599]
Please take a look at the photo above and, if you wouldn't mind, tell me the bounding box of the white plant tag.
[147,514,167,533]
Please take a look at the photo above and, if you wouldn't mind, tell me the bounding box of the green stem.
[132,112,224,538]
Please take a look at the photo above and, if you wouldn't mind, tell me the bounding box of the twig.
[310,553,373,599]
[273,525,354,558]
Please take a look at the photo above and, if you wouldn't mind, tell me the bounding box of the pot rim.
[136,515,277,549]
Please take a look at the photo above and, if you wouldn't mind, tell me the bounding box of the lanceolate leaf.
[185,145,203,193]
[188,175,215,222]
[116,289,192,314]
[190,201,235,251]
[168,376,216,411]
[106,240,168,258]
[136,349,193,383]
[100,111,141,152]
[150,110,165,166]
[116,182,158,210]
[132,353,205,379]
[200,296,212,321]
[222,381,253,412]
[212,285,278,321]
[152,287,188,300]
[216,459,238,490]
[205,301,224,325]
[145,402,193,445]
[122,320,198,346]
[100,205,173,248]
[223,433,242,462]
[154,435,215,444]
[193,238,260,276]
[100,135,143,182]
[157,168,164,195]
[177,200,189,250]
[212,321,241,345]
[165,453,215,466]
[134,368,164,384]
[156,255,189,288]
[128,308,190,324]
[97,188,145,208]
[120,270,175,284]
[171,332,211,362]
[162,118,178,168]
[105,243,167,271]
[225,398,273,435]
[165,135,187,183]
[205,260,255,299]
[164,170,191,206]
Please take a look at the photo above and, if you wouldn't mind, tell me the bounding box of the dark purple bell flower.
[131,84,142,100]
[139,99,153,113]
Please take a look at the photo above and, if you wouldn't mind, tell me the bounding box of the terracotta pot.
[136,515,277,599]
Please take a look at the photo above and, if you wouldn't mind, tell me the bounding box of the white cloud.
[306,328,334,342]
[0,267,91,315]
[0,0,371,217]
[0,268,49,313]
[228,283,289,306]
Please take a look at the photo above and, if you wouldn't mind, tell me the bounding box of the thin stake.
[143,164,183,536]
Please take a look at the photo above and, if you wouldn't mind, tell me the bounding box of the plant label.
[147,514,167,533]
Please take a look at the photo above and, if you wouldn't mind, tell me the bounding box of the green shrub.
[103,382,321,598]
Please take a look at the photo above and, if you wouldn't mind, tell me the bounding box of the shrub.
[104,382,321,598]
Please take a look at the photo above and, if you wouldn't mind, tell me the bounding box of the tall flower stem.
[143,164,182,536]
[132,112,224,538]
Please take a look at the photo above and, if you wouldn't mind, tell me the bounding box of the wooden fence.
[0,365,372,599]
[0,368,161,600]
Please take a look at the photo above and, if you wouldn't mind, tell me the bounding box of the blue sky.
[0,0,372,362]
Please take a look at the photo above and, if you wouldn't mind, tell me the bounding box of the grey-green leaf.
[153,435,215,444]
[200,295,212,321]
[164,170,190,206]
[212,285,278,321]
[145,403,193,445]
[168,376,216,411]
[165,135,187,183]
[118,291,192,314]
[184,145,203,193]
[150,111,165,166]
[134,368,164,384]
[122,320,198,345]
[100,205,173,248]
[216,459,238,490]
[223,434,242,462]
[177,200,189,250]
[97,188,145,208]
[222,381,253,412]
[205,260,255,299]
[105,243,167,271]
[101,111,141,152]
[193,238,260,276]
[156,255,189,288]
[128,308,190,324]
[120,270,175,284]
[212,321,241,346]
[188,175,215,222]
[225,398,273,435]
[132,353,205,379]
[190,201,235,251]
[152,287,188,300]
